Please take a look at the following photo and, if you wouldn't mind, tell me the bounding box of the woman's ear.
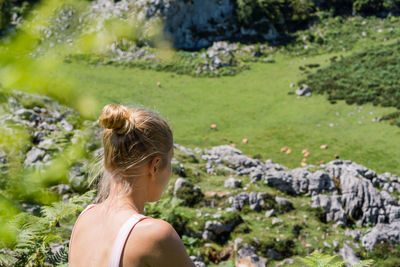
[149,156,161,177]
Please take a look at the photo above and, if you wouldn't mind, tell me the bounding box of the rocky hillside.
[1,90,400,266]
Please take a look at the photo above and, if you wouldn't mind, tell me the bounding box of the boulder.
[68,161,89,192]
[174,178,204,206]
[274,196,293,212]
[189,256,206,267]
[202,213,242,243]
[236,243,268,267]
[325,160,397,226]
[361,221,400,250]
[224,177,242,188]
[264,168,335,196]
[24,147,46,166]
[338,244,360,266]
[295,84,311,97]
[228,192,274,212]
[311,194,347,226]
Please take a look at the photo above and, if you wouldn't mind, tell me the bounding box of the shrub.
[235,0,316,32]
[299,41,400,117]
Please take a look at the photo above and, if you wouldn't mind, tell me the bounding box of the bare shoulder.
[124,218,195,267]
[135,218,176,240]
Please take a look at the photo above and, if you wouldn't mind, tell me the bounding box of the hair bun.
[98,104,132,134]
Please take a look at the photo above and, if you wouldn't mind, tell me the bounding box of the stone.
[325,160,391,226]
[265,209,274,218]
[234,237,244,251]
[236,243,268,267]
[266,248,283,260]
[311,194,347,226]
[21,203,41,216]
[228,192,274,212]
[224,177,242,188]
[190,256,206,267]
[296,84,311,97]
[362,221,400,250]
[174,178,204,206]
[174,143,198,162]
[272,218,283,226]
[264,168,335,196]
[202,215,241,243]
[60,119,73,131]
[68,161,89,192]
[344,229,363,241]
[338,244,360,266]
[24,147,46,166]
[274,196,293,212]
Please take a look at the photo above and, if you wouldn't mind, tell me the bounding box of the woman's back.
[69,203,195,267]
[69,204,141,266]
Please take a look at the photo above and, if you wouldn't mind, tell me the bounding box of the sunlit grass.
[55,52,400,175]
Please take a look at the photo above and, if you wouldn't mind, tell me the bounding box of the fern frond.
[68,190,96,206]
[41,202,81,225]
[41,190,95,225]
[299,250,345,267]
[0,249,17,266]
[45,245,68,265]
[353,259,375,267]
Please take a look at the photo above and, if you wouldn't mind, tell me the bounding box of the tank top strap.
[109,213,149,267]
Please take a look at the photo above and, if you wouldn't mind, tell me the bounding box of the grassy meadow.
[55,52,400,175]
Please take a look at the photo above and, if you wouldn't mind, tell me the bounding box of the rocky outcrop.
[362,221,400,250]
[264,168,335,196]
[235,242,268,267]
[227,192,275,212]
[323,160,400,226]
[89,0,278,50]
[203,145,400,232]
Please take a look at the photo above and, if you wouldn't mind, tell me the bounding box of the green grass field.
[54,51,400,175]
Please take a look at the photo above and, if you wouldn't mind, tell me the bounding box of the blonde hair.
[95,104,173,202]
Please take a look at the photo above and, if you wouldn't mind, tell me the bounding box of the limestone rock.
[295,84,311,97]
[362,221,400,250]
[24,147,46,166]
[174,177,204,206]
[228,192,274,212]
[311,194,347,226]
[224,177,242,188]
[338,244,360,266]
[236,243,268,267]
[274,196,293,212]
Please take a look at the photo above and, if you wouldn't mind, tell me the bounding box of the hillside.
[1,0,400,266]
[1,90,399,266]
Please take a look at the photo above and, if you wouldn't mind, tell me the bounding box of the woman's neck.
[104,180,148,214]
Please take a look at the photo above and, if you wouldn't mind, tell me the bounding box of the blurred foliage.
[294,250,374,266]
[0,0,170,265]
[0,190,95,266]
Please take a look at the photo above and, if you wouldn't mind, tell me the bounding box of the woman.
[69,104,195,267]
